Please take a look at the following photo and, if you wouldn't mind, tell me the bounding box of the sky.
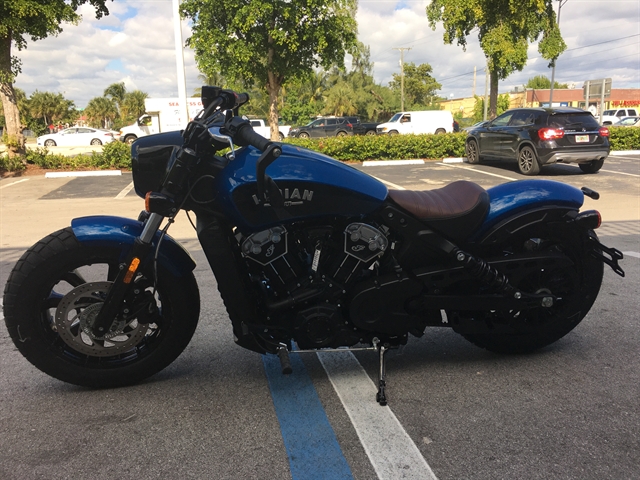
[12,0,640,109]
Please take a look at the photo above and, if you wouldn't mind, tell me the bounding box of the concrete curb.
[45,170,121,178]
[610,150,640,156]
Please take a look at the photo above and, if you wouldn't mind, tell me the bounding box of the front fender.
[71,216,196,277]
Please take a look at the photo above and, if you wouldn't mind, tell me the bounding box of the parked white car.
[249,119,291,140]
[37,127,116,147]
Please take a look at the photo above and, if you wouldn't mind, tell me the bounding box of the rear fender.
[71,216,196,277]
[473,180,584,245]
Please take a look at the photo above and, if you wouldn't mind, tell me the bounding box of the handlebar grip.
[224,117,273,151]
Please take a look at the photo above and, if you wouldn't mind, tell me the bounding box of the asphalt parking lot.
[1,154,639,480]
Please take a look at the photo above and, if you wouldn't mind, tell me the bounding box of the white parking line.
[600,169,640,177]
[373,177,406,190]
[45,170,121,178]
[363,160,425,166]
[438,163,519,181]
[623,251,640,258]
[115,181,135,199]
[317,351,438,480]
[0,178,30,189]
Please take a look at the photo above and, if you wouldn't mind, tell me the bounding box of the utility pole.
[483,63,489,121]
[173,0,189,124]
[549,0,568,106]
[472,66,477,97]
[393,47,411,111]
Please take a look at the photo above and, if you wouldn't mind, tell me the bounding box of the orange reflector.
[145,192,152,212]
[123,257,141,284]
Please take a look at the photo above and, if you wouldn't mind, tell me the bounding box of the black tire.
[2,227,200,388]
[466,138,481,164]
[365,130,376,136]
[298,132,310,139]
[336,131,347,137]
[517,145,541,175]
[455,227,604,354]
[90,139,102,146]
[388,130,399,136]
[579,159,604,174]
[278,132,285,141]
[124,135,137,145]
[44,139,56,147]
[434,128,446,134]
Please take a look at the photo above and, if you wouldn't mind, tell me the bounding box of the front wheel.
[517,146,541,175]
[44,139,56,147]
[365,130,376,136]
[90,139,102,146]
[298,132,310,139]
[2,228,200,387]
[579,159,604,173]
[336,131,347,137]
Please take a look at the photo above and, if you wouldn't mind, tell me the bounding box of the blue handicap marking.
[263,352,354,480]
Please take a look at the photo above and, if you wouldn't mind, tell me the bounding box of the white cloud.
[12,0,640,109]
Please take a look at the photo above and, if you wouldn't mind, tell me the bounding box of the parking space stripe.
[438,163,518,181]
[317,351,438,480]
[263,353,353,480]
[372,177,406,190]
[623,251,640,258]
[600,169,640,177]
[0,178,29,189]
[115,181,135,199]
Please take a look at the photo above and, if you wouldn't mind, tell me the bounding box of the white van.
[376,110,454,135]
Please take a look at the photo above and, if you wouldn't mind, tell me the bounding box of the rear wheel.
[454,227,603,354]
[44,139,56,147]
[365,130,376,136]
[579,159,604,173]
[298,132,309,139]
[336,131,347,137]
[90,139,102,146]
[434,128,446,134]
[517,146,541,175]
[466,139,481,164]
[2,228,200,387]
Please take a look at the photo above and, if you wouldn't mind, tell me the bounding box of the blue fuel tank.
[214,144,388,231]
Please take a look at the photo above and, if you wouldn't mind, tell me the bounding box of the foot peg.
[277,345,293,374]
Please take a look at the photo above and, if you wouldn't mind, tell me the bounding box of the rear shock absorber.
[453,249,516,296]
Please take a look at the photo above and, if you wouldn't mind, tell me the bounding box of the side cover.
[71,216,196,277]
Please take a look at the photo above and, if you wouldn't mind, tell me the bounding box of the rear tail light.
[598,127,610,137]
[538,128,565,140]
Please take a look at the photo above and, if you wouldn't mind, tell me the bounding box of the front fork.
[89,213,165,337]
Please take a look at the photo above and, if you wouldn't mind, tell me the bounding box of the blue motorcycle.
[3,88,624,404]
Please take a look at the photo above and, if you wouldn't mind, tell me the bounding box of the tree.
[104,82,126,115]
[427,0,566,118]
[120,90,148,123]
[28,90,75,129]
[84,96,117,128]
[525,75,568,90]
[389,62,442,110]
[181,0,358,140]
[472,93,511,122]
[0,0,110,157]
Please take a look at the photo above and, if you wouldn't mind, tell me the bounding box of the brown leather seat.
[388,181,490,241]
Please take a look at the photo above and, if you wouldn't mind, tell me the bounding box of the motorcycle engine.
[239,222,388,349]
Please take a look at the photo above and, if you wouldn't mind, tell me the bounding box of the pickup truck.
[352,120,380,136]
[249,119,291,140]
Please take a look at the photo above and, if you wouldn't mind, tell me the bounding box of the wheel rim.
[55,281,149,356]
[39,252,168,365]
[467,141,478,162]
[519,148,535,172]
[299,133,309,138]
[91,139,102,145]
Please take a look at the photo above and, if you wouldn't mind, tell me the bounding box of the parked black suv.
[288,117,355,138]
[465,107,610,175]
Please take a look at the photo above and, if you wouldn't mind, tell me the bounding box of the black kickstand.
[375,340,389,406]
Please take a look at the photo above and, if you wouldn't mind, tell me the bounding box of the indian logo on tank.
[252,187,314,206]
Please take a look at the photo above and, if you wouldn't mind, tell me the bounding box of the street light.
[549,0,568,106]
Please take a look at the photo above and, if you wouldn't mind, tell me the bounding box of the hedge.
[1,128,639,174]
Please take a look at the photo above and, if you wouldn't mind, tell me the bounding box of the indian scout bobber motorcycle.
[3,88,625,404]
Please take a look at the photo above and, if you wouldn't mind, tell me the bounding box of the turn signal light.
[123,257,141,284]
[575,210,602,230]
[538,128,565,140]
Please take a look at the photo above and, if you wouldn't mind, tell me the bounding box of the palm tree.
[324,83,357,116]
[120,90,148,122]
[29,91,76,129]
[84,96,118,128]
[104,82,127,115]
